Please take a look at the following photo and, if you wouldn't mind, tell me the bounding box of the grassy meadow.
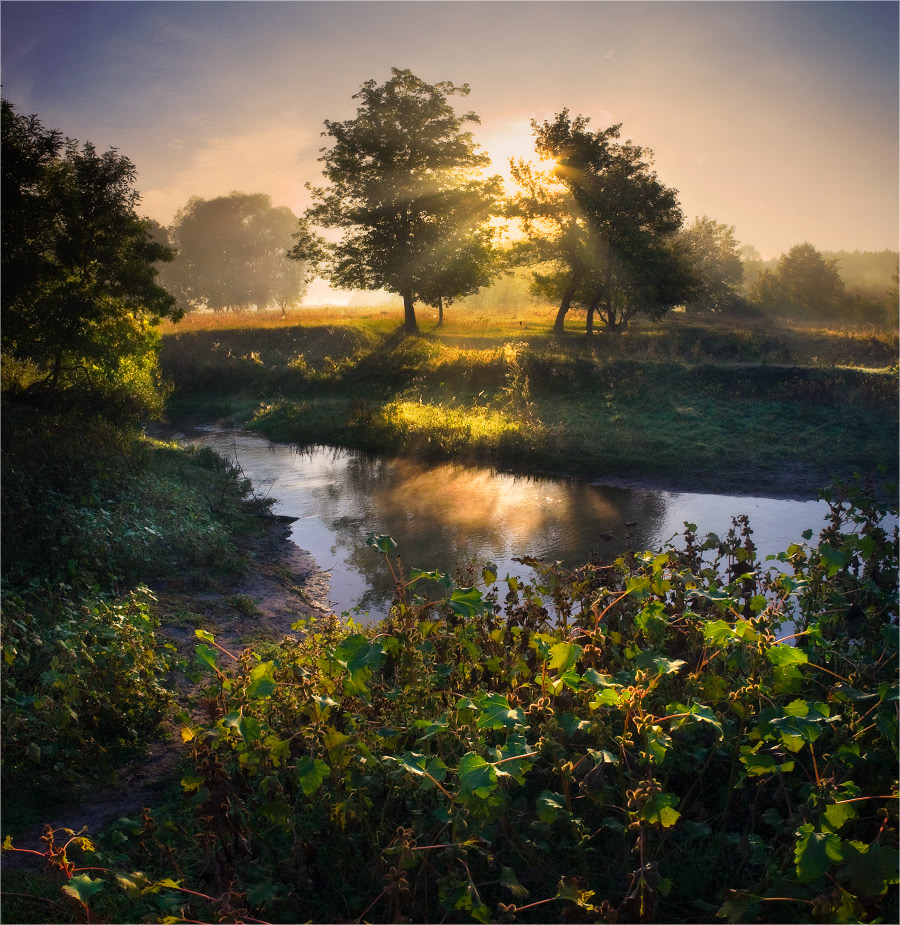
[159,302,899,497]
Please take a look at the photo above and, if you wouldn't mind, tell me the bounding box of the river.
[163,425,856,621]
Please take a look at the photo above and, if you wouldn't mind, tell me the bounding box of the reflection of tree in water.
[306,452,672,614]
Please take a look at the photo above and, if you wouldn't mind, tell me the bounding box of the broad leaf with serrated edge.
[458,752,497,798]
[794,823,843,881]
[61,874,104,904]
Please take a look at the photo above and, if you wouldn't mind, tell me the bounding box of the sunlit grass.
[380,397,541,451]
[160,305,898,493]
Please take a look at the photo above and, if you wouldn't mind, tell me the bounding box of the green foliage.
[162,192,309,313]
[511,109,692,333]
[1,98,180,421]
[1,586,173,781]
[37,483,887,923]
[1,428,268,788]
[750,242,847,322]
[1,429,258,589]
[293,68,505,332]
[678,215,746,313]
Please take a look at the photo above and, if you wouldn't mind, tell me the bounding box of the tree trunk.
[402,291,418,333]
[437,296,444,326]
[47,350,64,397]
[603,302,618,330]
[585,298,599,336]
[553,279,578,335]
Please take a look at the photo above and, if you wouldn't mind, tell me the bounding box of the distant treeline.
[743,247,898,295]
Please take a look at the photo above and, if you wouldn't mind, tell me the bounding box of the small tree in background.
[1,98,179,420]
[163,192,308,313]
[418,217,505,324]
[750,242,846,320]
[291,68,504,332]
[679,216,745,313]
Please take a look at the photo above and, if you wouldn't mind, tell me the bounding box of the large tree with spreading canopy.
[163,192,308,314]
[291,68,504,332]
[511,111,693,333]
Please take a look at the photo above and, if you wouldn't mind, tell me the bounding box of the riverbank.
[2,511,332,872]
[0,420,335,885]
[2,399,897,923]
[159,309,899,501]
[6,476,895,924]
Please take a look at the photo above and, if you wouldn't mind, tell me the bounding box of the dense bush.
[1,585,173,781]
[42,480,888,924]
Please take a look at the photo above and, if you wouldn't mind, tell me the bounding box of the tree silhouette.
[750,242,846,319]
[512,111,691,333]
[678,216,745,313]
[164,192,308,313]
[291,68,503,332]
[1,98,178,416]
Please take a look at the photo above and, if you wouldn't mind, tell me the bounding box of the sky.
[2,0,898,302]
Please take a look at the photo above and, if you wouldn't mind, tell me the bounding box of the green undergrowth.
[1,411,272,789]
[5,480,897,923]
[160,317,899,493]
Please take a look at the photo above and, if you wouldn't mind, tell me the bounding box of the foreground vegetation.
[3,472,897,923]
[1,412,270,789]
[160,306,898,496]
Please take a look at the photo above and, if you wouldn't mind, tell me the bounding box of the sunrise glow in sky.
[2,0,897,295]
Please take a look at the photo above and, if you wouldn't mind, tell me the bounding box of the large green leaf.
[794,823,843,882]
[822,801,857,833]
[448,586,488,618]
[499,865,529,898]
[689,703,724,737]
[739,745,794,777]
[634,651,685,676]
[492,735,534,784]
[247,660,277,699]
[838,841,900,897]
[458,753,498,798]
[536,790,567,823]
[61,874,105,905]
[819,541,849,576]
[591,688,623,709]
[475,692,525,730]
[334,634,385,676]
[644,725,672,764]
[766,645,808,667]
[639,792,680,827]
[365,532,397,554]
[238,712,261,743]
[702,619,738,645]
[548,641,582,672]
[394,751,447,789]
[296,755,329,796]
[769,701,834,750]
[195,643,217,672]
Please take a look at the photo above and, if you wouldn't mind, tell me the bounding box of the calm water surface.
[168,426,849,621]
